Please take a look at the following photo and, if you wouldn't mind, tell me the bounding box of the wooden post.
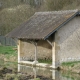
[33,42,38,64]
[52,41,56,68]
[18,40,20,63]
[52,34,60,69]
[35,42,37,62]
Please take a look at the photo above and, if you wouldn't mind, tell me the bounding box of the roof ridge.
[34,9,79,15]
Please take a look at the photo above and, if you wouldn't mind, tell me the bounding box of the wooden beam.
[47,39,52,46]
[18,40,20,63]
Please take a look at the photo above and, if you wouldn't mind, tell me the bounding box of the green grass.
[0,46,17,55]
[38,59,52,64]
[0,46,17,62]
[62,61,80,67]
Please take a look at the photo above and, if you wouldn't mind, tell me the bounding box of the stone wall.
[20,39,52,61]
[55,16,80,63]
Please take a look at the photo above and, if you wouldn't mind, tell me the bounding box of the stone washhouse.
[7,9,80,69]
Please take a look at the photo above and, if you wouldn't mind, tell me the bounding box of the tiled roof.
[6,10,79,40]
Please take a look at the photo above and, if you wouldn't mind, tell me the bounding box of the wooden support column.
[35,42,37,62]
[46,37,59,68]
[52,41,56,68]
[33,41,38,64]
[52,34,60,69]
[18,39,20,63]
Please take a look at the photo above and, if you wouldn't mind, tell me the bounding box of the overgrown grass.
[0,46,17,55]
[62,61,80,67]
[0,46,17,62]
[38,59,52,64]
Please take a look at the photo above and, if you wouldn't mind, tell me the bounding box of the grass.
[0,46,17,62]
[30,59,52,64]
[62,61,80,67]
[38,59,52,64]
[0,46,16,54]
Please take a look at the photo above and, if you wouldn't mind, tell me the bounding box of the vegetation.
[38,59,52,64]
[0,46,17,62]
[62,61,80,67]
[0,4,35,35]
[0,46,16,54]
[45,0,80,11]
[61,61,80,74]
